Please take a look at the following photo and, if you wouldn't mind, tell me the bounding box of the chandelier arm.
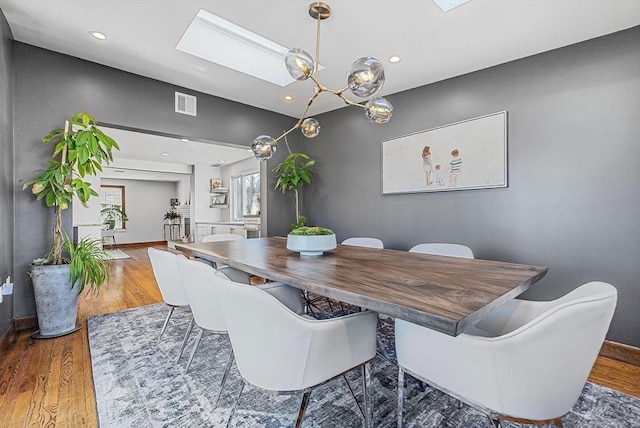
[314,10,321,80]
[336,93,367,109]
[273,123,301,144]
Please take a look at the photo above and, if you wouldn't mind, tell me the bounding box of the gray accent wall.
[0,9,14,336]
[302,26,640,347]
[12,42,294,320]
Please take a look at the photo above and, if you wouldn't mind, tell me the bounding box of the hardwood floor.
[0,243,638,427]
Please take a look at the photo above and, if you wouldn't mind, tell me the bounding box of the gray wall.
[0,9,14,336]
[101,179,178,244]
[12,42,294,319]
[302,27,640,347]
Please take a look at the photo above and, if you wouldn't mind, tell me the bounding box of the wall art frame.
[382,111,508,194]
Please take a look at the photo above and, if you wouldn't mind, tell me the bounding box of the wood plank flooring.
[0,243,638,427]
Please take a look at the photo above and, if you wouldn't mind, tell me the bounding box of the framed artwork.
[210,178,222,191]
[382,111,507,194]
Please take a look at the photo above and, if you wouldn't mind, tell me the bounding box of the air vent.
[175,92,197,116]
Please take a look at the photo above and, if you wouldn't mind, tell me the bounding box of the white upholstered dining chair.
[217,275,379,428]
[147,247,190,343]
[395,281,618,427]
[342,237,384,249]
[408,242,474,259]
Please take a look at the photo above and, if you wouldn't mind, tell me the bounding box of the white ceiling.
[1,0,638,120]
[2,1,638,181]
[100,127,255,182]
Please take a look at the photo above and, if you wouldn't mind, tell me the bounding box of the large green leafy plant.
[24,112,119,291]
[274,138,315,230]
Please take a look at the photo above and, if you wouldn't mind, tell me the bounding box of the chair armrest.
[300,310,378,388]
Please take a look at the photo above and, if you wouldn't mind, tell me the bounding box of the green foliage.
[23,112,119,289]
[290,215,307,231]
[101,204,128,222]
[274,152,314,193]
[25,112,119,211]
[64,237,110,294]
[290,226,334,236]
[164,209,180,220]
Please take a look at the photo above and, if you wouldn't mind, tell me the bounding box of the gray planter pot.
[30,264,81,339]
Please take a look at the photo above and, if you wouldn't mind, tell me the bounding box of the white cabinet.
[195,222,245,241]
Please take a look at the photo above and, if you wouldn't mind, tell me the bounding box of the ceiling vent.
[175,92,197,116]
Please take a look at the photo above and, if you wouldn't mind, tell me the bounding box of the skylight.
[177,9,299,87]
[432,0,471,13]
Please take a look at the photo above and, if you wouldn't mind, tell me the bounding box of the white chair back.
[202,233,244,242]
[396,281,617,423]
[341,237,384,249]
[217,276,378,391]
[409,243,474,259]
[147,247,189,306]
[176,256,227,333]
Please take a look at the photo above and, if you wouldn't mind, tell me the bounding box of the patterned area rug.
[88,302,640,427]
[104,249,130,260]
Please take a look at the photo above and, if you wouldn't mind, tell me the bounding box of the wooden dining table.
[175,237,548,336]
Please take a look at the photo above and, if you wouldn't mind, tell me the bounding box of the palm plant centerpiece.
[23,112,120,337]
[274,138,336,256]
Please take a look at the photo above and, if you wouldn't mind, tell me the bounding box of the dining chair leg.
[185,329,203,372]
[214,349,235,408]
[225,382,244,428]
[362,361,373,428]
[488,416,501,428]
[176,315,195,363]
[295,390,312,428]
[342,375,365,419]
[397,367,405,428]
[158,306,175,344]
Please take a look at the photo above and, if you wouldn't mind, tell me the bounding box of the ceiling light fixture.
[180,138,190,142]
[389,55,401,63]
[284,95,294,102]
[159,152,169,157]
[251,2,393,161]
[89,31,107,40]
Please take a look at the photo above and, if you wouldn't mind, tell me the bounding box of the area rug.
[88,303,640,427]
[104,249,130,260]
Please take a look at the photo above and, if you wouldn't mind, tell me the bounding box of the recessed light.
[389,55,401,63]
[89,31,107,40]
[218,160,225,163]
[284,95,293,102]
[180,138,190,142]
[159,152,169,157]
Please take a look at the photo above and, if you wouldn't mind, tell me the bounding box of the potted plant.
[24,112,119,338]
[101,204,128,230]
[274,137,315,231]
[286,226,336,256]
[164,208,180,224]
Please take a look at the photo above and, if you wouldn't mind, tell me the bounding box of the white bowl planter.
[286,233,337,256]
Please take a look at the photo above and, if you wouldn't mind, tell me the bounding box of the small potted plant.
[164,208,180,224]
[101,204,128,230]
[286,226,336,256]
[24,112,119,338]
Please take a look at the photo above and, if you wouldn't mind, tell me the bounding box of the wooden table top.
[175,237,548,336]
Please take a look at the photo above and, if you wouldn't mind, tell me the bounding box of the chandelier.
[251,2,394,161]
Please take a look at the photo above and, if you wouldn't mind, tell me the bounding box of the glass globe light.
[347,57,385,98]
[301,118,321,138]
[285,48,315,81]
[251,135,277,160]
[365,97,393,124]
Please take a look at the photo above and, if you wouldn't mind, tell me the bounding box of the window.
[231,172,260,221]
[100,185,126,230]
